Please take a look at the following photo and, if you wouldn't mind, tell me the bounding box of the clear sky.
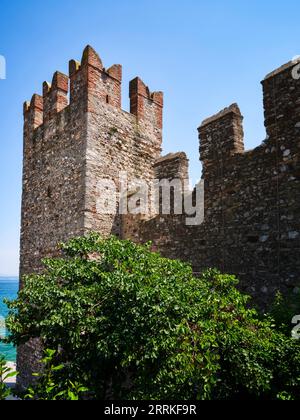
[0,0,300,275]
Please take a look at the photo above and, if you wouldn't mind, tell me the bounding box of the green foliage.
[25,349,88,400]
[0,356,16,400]
[270,290,300,336]
[5,234,300,400]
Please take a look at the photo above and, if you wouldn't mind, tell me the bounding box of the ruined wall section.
[126,60,300,306]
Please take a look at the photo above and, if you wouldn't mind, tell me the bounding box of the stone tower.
[21,45,163,277]
[19,45,163,387]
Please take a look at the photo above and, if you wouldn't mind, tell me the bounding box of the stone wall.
[125,60,300,307]
[19,47,300,387]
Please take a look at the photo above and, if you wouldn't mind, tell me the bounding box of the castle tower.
[19,48,300,389]
[19,45,163,388]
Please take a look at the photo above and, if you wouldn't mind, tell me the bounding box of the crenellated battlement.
[199,103,245,175]
[42,71,69,123]
[154,152,189,181]
[198,58,300,180]
[261,57,300,141]
[129,77,163,129]
[24,45,163,133]
[23,94,44,130]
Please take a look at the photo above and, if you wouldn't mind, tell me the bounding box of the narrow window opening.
[247,235,259,244]
[47,186,52,198]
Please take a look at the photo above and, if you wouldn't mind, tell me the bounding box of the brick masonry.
[19,46,300,387]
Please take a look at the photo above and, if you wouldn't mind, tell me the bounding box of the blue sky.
[0,0,300,275]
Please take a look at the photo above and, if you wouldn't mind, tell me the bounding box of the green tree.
[5,234,300,400]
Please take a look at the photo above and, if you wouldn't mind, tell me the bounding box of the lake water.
[0,277,18,361]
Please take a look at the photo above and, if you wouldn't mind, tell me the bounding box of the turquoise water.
[0,277,18,361]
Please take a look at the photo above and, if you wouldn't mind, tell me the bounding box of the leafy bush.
[25,349,88,400]
[5,234,300,400]
[270,290,300,336]
[0,356,16,400]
